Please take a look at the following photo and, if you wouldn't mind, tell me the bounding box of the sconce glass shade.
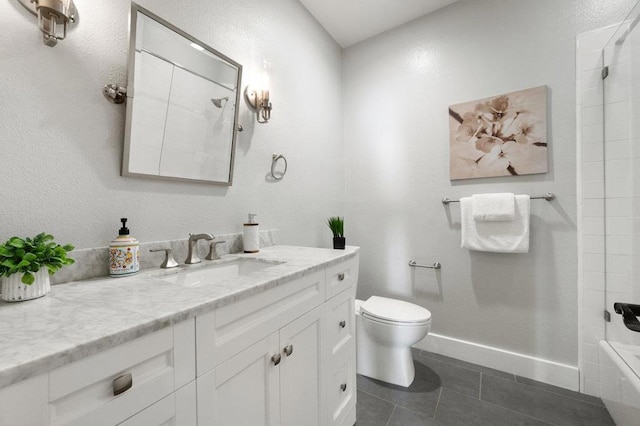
[18,0,77,46]
[244,85,272,124]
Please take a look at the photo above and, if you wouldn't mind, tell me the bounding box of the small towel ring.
[271,154,287,181]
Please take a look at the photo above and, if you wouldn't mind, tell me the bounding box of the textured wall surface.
[0,0,343,249]
[343,0,635,366]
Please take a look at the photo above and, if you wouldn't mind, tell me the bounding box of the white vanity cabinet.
[197,306,324,426]
[196,256,358,426]
[0,250,359,426]
[0,319,196,426]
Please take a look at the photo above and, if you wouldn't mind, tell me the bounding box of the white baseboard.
[414,333,580,391]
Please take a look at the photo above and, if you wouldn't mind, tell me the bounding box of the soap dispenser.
[109,218,140,277]
[243,213,260,253]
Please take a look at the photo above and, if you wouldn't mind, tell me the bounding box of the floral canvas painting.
[448,86,548,180]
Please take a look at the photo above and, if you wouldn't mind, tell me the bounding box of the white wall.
[0,0,343,249]
[343,0,635,369]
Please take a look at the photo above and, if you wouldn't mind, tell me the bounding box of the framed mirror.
[122,3,242,185]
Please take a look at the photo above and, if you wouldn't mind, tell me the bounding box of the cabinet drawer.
[326,257,358,299]
[197,270,326,375]
[49,320,195,426]
[324,286,356,371]
[328,356,356,426]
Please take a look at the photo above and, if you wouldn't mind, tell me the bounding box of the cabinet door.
[197,332,281,426]
[196,270,325,376]
[280,306,325,426]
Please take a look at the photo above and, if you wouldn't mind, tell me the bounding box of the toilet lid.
[361,296,431,324]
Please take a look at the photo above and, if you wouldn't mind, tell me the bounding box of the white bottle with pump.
[243,213,260,253]
[109,218,140,277]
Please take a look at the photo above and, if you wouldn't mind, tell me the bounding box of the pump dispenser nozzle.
[119,218,130,236]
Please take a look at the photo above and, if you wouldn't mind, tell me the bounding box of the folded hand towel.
[472,193,515,222]
[461,195,530,253]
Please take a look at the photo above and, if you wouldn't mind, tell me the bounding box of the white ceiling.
[299,0,460,47]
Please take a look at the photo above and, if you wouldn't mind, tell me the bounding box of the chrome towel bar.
[408,260,441,270]
[441,192,555,205]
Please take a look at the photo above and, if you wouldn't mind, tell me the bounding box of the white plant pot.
[1,269,51,302]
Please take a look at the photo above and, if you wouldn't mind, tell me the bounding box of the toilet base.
[356,336,416,387]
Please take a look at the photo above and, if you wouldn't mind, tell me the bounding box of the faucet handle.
[150,248,179,269]
[206,240,226,261]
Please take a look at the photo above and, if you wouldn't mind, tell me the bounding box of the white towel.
[472,193,515,222]
[461,195,530,253]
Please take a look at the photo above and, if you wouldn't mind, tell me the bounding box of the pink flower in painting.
[449,87,547,178]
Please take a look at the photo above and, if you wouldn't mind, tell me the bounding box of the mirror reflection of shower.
[211,97,229,108]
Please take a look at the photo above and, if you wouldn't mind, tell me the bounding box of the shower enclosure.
[599,1,640,424]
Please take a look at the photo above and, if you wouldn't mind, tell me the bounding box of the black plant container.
[333,236,346,250]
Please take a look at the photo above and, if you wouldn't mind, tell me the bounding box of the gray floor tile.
[356,390,395,426]
[514,376,605,407]
[388,406,443,426]
[435,388,551,426]
[420,351,515,381]
[481,374,615,426]
[414,353,481,398]
[356,372,441,418]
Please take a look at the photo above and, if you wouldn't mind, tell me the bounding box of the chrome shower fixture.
[211,97,229,108]
[19,0,77,47]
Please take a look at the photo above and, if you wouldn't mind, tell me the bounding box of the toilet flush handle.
[338,273,345,281]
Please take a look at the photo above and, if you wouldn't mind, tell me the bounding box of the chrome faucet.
[185,233,214,264]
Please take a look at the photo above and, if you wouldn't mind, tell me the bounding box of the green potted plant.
[326,216,345,250]
[0,233,74,302]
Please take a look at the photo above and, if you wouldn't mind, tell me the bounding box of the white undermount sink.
[156,258,284,287]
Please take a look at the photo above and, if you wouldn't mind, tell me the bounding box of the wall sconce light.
[244,62,273,124]
[18,0,77,47]
[245,86,272,124]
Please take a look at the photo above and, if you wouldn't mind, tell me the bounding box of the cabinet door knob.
[337,273,345,281]
[283,345,294,357]
[340,383,347,392]
[339,320,346,328]
[271,354,281,366]
[113,373,133,396]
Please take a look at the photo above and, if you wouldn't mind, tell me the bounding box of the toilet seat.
[361,296,431,326]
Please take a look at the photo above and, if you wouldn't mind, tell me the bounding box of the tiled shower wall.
[578,21,640,396]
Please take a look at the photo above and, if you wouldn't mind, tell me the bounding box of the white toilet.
[355,296,431,387]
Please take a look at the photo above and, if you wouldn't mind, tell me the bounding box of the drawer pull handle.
[113,373,133,396]
[340,383,347,392]
[339,320,346,328]
[271,354,282,366]
[283,345,294,357]
[337,273,345,281]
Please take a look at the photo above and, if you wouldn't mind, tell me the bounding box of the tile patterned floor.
[356,349,614,426]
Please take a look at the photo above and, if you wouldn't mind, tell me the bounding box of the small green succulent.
[326,216,344,238]
[0,233,74,285]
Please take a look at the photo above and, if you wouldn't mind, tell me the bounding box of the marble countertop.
[0,245,359,388]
